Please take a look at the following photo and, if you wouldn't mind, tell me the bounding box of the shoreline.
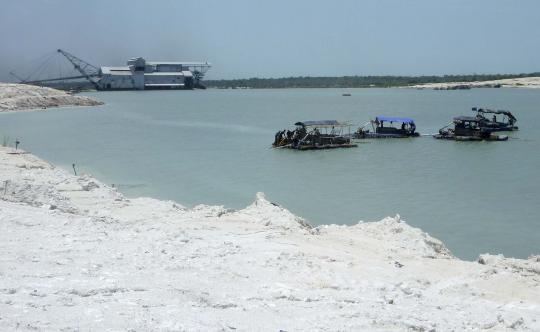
[408,77,540,90]
[205,76,540,90]
[0,145,539,330]
[0,103,104,115]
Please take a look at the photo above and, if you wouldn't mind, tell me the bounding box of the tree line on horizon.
[204,73,540,89]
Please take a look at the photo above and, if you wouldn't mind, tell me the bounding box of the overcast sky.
[1,0,539,81]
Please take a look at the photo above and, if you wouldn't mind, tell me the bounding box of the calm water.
[1,88,539,260]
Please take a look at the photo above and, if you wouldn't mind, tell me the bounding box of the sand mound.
[1,146,539,331]
[409,76,540,89]
[0,83,103,112]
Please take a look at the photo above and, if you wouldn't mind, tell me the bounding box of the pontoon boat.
[472,107,518,131]
[354,116,419,138]
[273,120,357,150]
[434,116,508,141]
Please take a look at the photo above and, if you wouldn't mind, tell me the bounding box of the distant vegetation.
[20,72,540,91]
[205,73,540,89]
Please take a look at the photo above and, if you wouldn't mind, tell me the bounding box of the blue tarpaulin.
[376,116,415,124]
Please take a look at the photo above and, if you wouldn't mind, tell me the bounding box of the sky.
[1,0,540,81]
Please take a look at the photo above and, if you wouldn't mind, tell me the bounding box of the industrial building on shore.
[98,57,211,90]
[13,49,211,91]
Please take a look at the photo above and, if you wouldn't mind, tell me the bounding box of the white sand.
[409,77,540,90]
[0,146,538,331]
[0,83,102,112]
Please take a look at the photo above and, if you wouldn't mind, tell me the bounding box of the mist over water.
[1,88,539,260]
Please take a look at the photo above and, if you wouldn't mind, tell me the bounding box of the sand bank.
[409,76,540,90]
[0,83,102,112]
[0,146,538,331]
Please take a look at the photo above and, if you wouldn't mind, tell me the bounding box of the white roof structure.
[144,71,192,76]
[100,67,131,75]
[147,61,210,66]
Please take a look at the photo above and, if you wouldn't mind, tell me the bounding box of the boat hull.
[353,132,420,139]
[274,143,358,150]
[434,134,508,141]
[482,126,519,132]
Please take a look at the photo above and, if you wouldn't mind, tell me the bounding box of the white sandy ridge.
[0,83,102,112]
[0,145,538,331]
[409,76,540,90]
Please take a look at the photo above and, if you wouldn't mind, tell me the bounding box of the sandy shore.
[0,83,102,112]
[409,77,540,90]
[0,146,538,331]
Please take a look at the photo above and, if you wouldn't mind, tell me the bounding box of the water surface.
[1,88,539,259]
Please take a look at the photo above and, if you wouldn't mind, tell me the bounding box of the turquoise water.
[1,88,539,260]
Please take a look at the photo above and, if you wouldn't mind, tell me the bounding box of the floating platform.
[354,116,419,139]
[435,116,509,142]
[273,120,357,151]
[484,126,519,132]
[280,143,358,150]
[434,134,508,141]
[354,132,419,139]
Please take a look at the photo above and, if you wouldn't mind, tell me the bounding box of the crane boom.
[9,71,27,83]
[57,49,100,89]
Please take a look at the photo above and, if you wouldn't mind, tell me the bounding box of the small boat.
[434,116,508,141]
[472,107,518,131]
[354,116,419,138]
[272,120,357,150]
[342,93,352,96]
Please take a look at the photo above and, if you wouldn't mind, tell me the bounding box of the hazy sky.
[1,0,539,81]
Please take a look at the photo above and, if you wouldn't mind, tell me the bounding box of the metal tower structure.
[55,49,100,89]
[19,49,101,89]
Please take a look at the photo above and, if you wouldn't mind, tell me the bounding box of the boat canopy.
[471,108,516,121]
[295,120,347,127]
[454,116,480,122]
[376,116,415,124]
